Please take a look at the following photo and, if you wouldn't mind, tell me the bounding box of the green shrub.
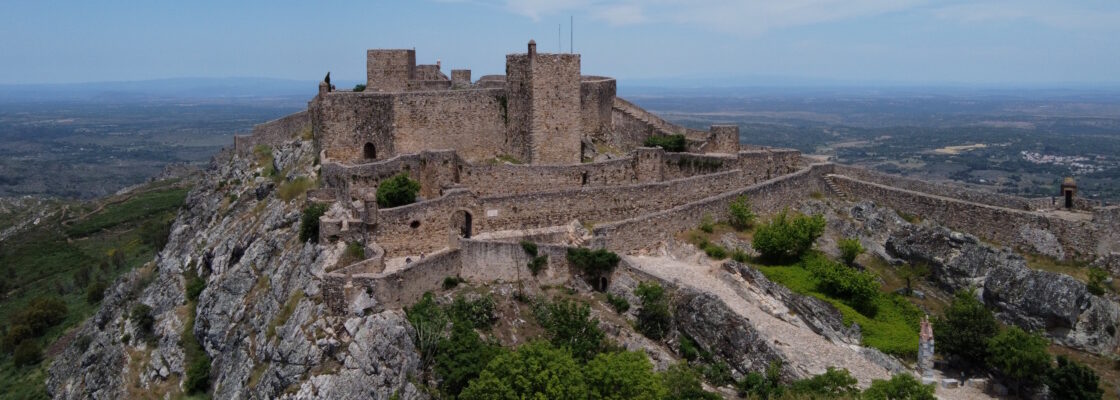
[527,254,548,276]
[435,321,500,397]
[737,359,784,399]
[838,237,864,266]
[406,292,448,368]
[353,84,366,92]
[805,255,880,316]
[635,282,672,340]
[2,325,33,353]
[448,295,496,330]
[699,215,715,233]
[140,218,173,250]
[1087,267,1109,296]
[751,210,826,264]
[987,326,1051,392]
[460,341,588,400]
[697,362,734,386]
[533,299,606,362]
[730,249,750,263]
[1046,355,1103,400]
[933,289,998,369]
[376,172,421,208]
[585,351,668,400]
[702,242,728,259]
[131,303,155,338]
[520,240,538,257]
[442,276,464,290]
[185,356,211,394]
[86,280,108,304]
[277,177,315,202]
[678,334,702,362]
[567,248,621,276]
[298,203,328,243]
[4,297,69,351]
[790,367,860,398]
[12,340,42,367]
[728,195,756,231]
[643,134,687,152]
[606,293,630,313]
[661,363,721,400]
[862,374,935,400]
[185,271,206,302]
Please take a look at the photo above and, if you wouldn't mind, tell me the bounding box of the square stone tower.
[367,49,416,92]
[505,40,582,164]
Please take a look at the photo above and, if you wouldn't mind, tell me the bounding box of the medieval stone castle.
[232,42,1120,315]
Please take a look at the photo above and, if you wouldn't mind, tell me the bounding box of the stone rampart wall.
[581,77,617,144]
[311,93,395,163]
[1092,206,1120,255]
[478,169,748,233]
[460,158,635,196]
[373,189,479,257]
[662,153,738,180]
[233,111,310,156]
[829,174,1098,260]
[323,248,461,315]
[459,239,573,286]
[832,165,1037,211]
[591,164,831,252]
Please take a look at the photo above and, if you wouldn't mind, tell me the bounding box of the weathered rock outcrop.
[729,262,861,346]
[47,139,423,399]
[673,289,791,380]
[887,225,1120,355]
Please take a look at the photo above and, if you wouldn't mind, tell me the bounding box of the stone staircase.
[823,174,849,200]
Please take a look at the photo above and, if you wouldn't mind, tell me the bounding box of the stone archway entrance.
[363,142,376,160]
[451,210,472,239]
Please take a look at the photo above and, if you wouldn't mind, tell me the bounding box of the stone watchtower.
[367,49,416,92]
[505,40,583,164]
[918,315,935,378]
[1061,177,1077,209]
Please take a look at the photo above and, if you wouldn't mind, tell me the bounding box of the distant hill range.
[0,77,323,103]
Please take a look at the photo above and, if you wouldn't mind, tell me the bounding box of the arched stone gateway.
[449,210,473,247]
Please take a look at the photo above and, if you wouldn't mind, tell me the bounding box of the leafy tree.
[643,134,687,152]
[405,292,448,369]
[435,321,499,397]
[751,210,826,263]
[12,340,42,367]
[533,299,606,362]
[298,203,327,243]
[376,172,421,208]
[353,84,366,92]
[728,195,756,231]
[838,237,864,266]
[933,289,998,369]
[789,367,860,398]
[567,247,621,276]
[862,374,935,400]
[585,351,667,400]
[986,326,1051,393]
[459,341,588,400]
[1046,355,1103,400]
[897,262,930,296]
[661,363,721,400]
[634,282,672,340]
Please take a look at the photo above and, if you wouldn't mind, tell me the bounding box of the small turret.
[1061,177,1077,208]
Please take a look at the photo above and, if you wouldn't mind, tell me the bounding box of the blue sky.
[1,0,1118,85]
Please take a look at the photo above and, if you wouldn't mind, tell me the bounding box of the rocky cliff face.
[887,225,1120,355]
[48,138,422,399]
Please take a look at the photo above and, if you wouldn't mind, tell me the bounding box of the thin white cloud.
[591,3,647,26]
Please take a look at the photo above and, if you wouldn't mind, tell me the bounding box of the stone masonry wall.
[323,248,461,315]
[832,164,1037,211]
[460,158,635,197]
[311,92,395,163]
[373,189,479,257]
[829,174,1099,260]
[390,89,509,162]
[459,239,573,286]
[528,54,582,164]
[591,164,830,252]
[233,110,310,156]
[366,49,415,92]
[580,76,617,144]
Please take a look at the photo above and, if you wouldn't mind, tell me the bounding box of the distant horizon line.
[2,75,1120,91]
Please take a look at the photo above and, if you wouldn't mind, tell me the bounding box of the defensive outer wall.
[228,43,1119,317]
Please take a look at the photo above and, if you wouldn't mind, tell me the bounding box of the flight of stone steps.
[824,174,849,200]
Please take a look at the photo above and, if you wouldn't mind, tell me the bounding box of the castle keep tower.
[367,49,416,92]
[506,40,583,164]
